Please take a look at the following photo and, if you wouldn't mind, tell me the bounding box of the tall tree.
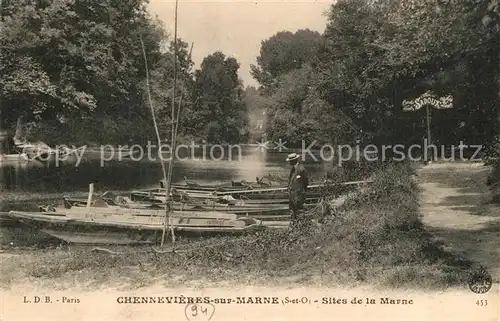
[250,29,323,93]
[265,65,355,146]
[0,0,166,144]
[148,39,195,140]
[317,0,499,145]
[190,51,247,143]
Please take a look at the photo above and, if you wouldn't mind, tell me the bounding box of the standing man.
[286,153,309,226]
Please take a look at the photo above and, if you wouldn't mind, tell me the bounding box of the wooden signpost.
[402,91,453,160]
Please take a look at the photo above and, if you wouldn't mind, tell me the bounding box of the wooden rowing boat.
[62,194,293,215]
[5,205,264,245]
[130,186,322,202]
[129,187,325,204]
[128,178,373,205]
[140,180,372,201]
[168,179,284,192]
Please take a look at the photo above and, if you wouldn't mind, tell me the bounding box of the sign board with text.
[402,91,453,111]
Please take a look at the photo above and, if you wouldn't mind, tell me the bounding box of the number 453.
[476,300,488,306]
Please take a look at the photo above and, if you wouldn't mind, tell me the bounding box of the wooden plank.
[86,183,94,208]
[65,197,289,213]
[8,211,249,228]
[214,180,373,196]
[173,225,262,232]
[65,207,239,220]
[8,211,73,223]
[242,214,290,220]
[131,179,372,197]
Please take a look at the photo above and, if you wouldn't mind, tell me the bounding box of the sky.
[148,0,333,87]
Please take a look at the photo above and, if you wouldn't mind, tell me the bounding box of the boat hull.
[64,196,293,215]
[129,191,322,204]
[6,210,264,245]
[171,183,285,192]
[130,186,323,200]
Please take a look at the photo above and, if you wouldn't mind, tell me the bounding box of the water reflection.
[236,148,267,182]
[0,147,325,193]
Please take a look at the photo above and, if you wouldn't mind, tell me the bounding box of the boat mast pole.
[173,42,194,144]
[139,34,171,244]
[161,0,179,246]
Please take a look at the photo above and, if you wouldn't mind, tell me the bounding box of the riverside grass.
[487,160,500,203]
[0,162,470,290]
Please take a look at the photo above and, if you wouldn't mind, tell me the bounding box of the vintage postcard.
[1,0,499,320]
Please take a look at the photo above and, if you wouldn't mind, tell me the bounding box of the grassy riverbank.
[0,162,470,290]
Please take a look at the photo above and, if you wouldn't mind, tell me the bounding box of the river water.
[0,147,330,194]
[0,146,334,246]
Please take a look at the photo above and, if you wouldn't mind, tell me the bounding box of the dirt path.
[417,162,500,282]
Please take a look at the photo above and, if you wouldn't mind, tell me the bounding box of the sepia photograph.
[0,0,499,320]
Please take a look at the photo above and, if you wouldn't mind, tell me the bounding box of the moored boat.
[0,153,29,163]
[167,176,286,192]
[5,205,264,245]
[124,178,373,207]
[129,185,324,202]
[62,193,293,215]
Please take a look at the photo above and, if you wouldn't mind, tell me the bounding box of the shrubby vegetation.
[0,0,248,145]
[252,0,499,149]
[1,0,497,148]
